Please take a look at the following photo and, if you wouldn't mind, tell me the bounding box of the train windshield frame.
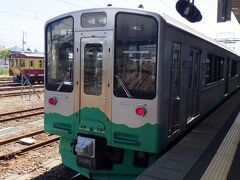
[114,13,158,99]
[45,16,74,92]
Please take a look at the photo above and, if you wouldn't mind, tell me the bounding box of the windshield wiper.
[57,72,70,91]
[115,75,133,98]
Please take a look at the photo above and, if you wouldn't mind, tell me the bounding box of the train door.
[238,61,240,86]
[15,59,18,68]
[225,58,230,94]
[30,60,34,68]
[29,59,34,76]
[169,43,181,134]
[80,37,108,120]
[187,48,200,123]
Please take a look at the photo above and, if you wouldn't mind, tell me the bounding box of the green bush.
[0,68,8,75]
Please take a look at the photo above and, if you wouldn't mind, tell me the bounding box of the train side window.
[231,60,238,77]
[39,60,43,68]
[203,54,224,84]
[30,60,33,68]
[214,56,224,81]
[19,59,25,68]
[203,54,212,84]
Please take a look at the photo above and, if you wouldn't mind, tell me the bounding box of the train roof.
[10,52,44,59]
[45,7,239,57]
[160,13,240,57]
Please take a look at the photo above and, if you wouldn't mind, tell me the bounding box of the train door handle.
[103,97,106,101]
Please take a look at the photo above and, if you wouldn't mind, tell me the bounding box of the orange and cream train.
[9,52,44,83]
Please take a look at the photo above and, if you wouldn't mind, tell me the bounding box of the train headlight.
[48,97,57,105]
[136,106,146,117]
[98,16,107,25]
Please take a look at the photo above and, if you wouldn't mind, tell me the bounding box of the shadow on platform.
[32,164,88,180]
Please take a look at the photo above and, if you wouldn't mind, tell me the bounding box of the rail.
[0,107,44,122]
[0,136,59,160]
[0,129,44,146]
[0,82,19,86]
[0,89,44,98]
[0,85,44,91]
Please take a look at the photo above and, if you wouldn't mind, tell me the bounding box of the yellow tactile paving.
[201,112,240,180]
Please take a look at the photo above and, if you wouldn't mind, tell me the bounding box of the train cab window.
[114,13,158,99]
[84,44,103,95]
[19,59,25,68]
[46,16,74,92]
[231,60,238,77]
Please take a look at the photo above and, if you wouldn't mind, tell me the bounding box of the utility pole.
[22,31,26,52]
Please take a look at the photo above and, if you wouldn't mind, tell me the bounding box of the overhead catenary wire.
[85,0,103,7]
[0,9,45,22]
[0,1,50,17]
[58,0,85,9]
[0,27,42,36]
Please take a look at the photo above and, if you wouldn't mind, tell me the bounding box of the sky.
[0,0,240,52]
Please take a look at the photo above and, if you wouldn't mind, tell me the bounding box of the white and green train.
[44,7,240,179]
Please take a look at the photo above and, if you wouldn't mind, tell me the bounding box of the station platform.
[136,89,240,180]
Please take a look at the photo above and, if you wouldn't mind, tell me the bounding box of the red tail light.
[136,106,146,117]
[48,97,57,105]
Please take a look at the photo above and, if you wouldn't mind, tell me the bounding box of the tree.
[26,48,31,52]
[0,49,10,65]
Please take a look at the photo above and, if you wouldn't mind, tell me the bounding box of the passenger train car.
[44,7,240,179]
[9,52,44,83]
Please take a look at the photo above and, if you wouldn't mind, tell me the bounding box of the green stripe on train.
[44,107,168,178]
[44,107,168,153]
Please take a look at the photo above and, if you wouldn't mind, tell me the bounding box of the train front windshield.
[45,17,74,92]
[114,13,158,99]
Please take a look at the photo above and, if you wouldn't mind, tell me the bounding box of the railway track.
[0,80,13,84]
[0,130,59,160]
[0,78,12,82]
[0,89,44,98]
[0,84,44,91]
[0,107,44,123]
[0,82,20,87]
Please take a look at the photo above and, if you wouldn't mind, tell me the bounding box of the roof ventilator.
[138,4,144,9]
